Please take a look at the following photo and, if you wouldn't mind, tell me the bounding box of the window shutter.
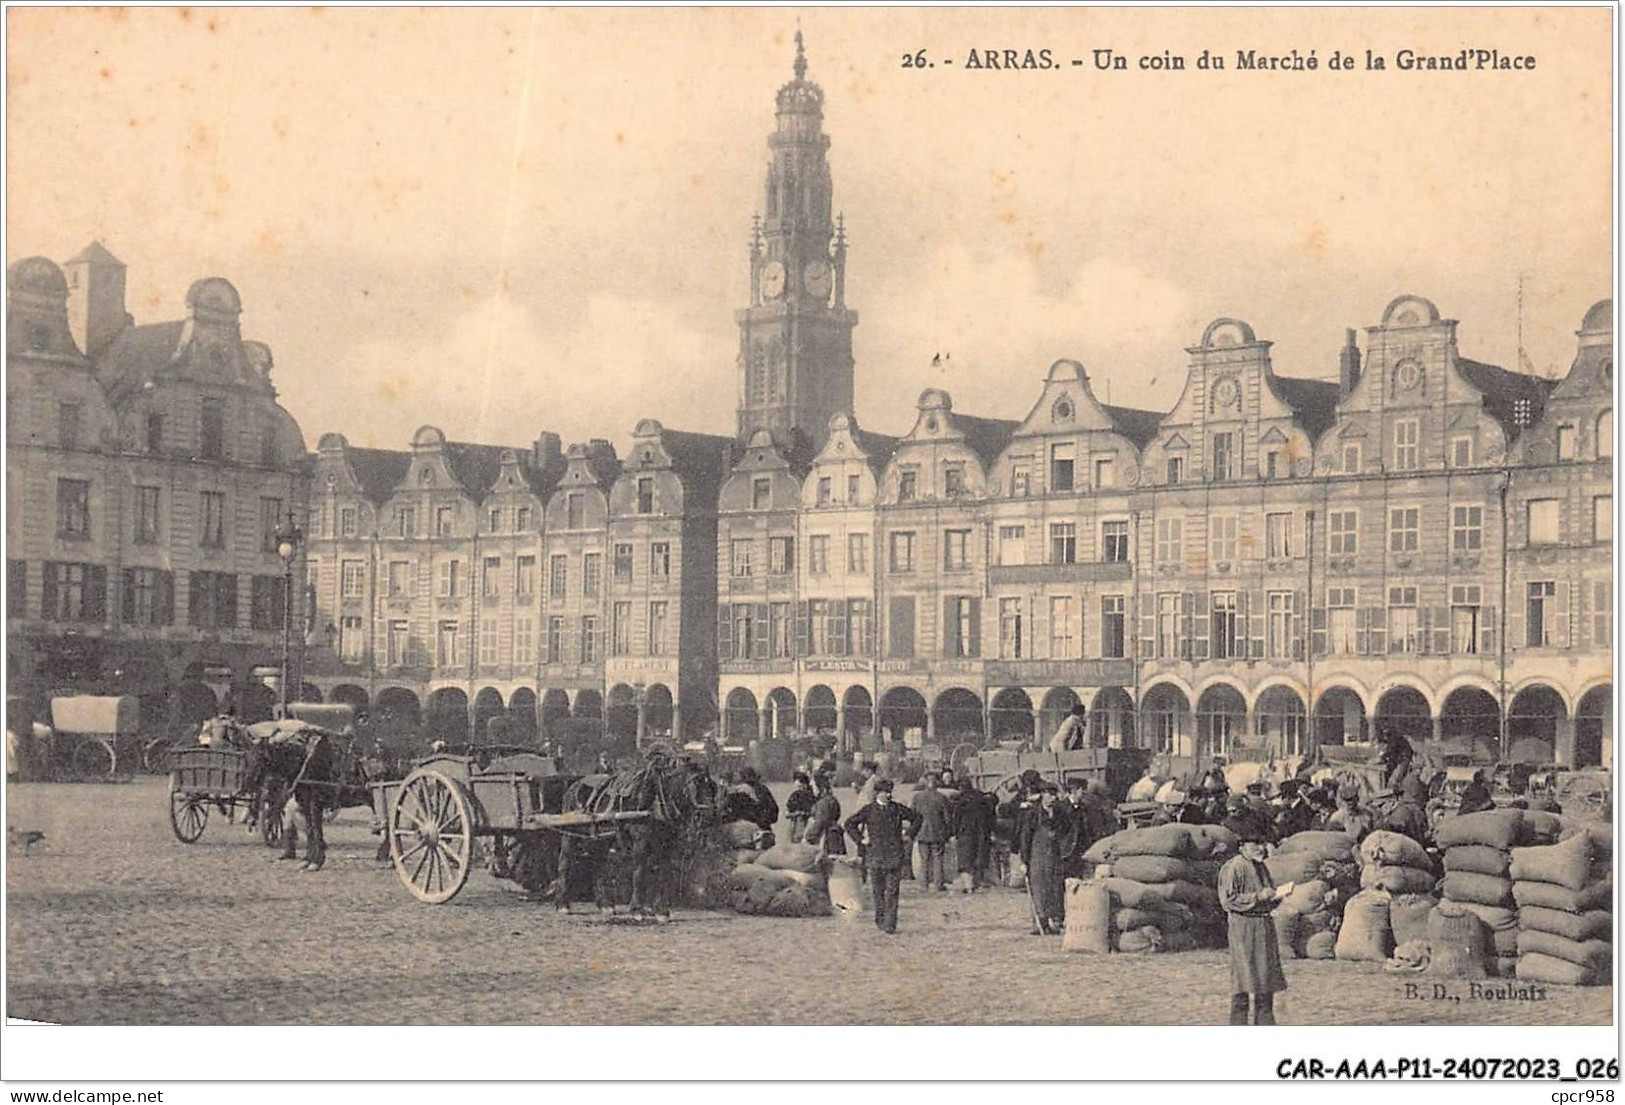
[122,569,136,624]
[1355,607,1370,655]
[863,601,877,657]
[1555,583,1572,648]
[1181,591,1195,659]
[1077,599,1087,660]
[218,574,238,628]
[1310,606,1327,657]
[968,597,981,658]
[889,596,915,659]
[1482,605,1497,655]
[42,563,59,621]
[753,603,770,660]
[159,572,175,626]
[1139,601,1156,659]
[1192,591,1210,661]
[1505,596,1522,653]
[86,566,108,622]
[1432,606,1450,654]
[796,601,811,657]
[1416,606,1431,655]
[1247,593,1264,658]
[942,596,960,658]
[1291,591,1305,660]
[1367,607,1386,654]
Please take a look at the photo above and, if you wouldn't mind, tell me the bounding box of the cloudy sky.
[7,7,1613,453]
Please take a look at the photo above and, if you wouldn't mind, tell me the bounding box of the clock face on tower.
[760,261,786,300]
[803,260,832,300]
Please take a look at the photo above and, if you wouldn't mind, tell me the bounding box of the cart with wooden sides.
[371,752,650,904]
[166,745,259,843]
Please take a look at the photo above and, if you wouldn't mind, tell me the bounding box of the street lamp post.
[275,510,304,716]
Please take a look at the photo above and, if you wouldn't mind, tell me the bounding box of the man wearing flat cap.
[1218,821,1292,1025]
[844,778,920,934]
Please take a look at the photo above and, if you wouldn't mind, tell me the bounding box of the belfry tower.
[735,32,858,449]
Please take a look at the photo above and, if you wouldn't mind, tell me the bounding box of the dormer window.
[567,493,585,528]
[1010,465,1031,497]
[1342,443,1362,474]
[898,467,918,502]
[943,464,965,499]
[1393,419,1419,471]
[1598,412,1613,459]
[1557,424,1576,461]
[1049,444,1075,492]
[1093,457,1115,490]
[1211,433,1235,481]
[145,413,164,454]
[753,477,771,510]
[636,478,654,515]
[199,399,224,460]
[816,477,832,506]
[436,505,455,536]
[1451,436,1474,468]
[1165,456,1183,485]
[1263,447,1284,480]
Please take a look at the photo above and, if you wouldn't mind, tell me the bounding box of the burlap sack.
[1516,929,1612,972]
[1425,907,1488,978]
[1335,890,1395,962]
[1107,824,1200,859]
[1116,925,1164,953]
[1435,809,1524,851]
[1274,907,1304,958]
[1361,830,1432,871]
[756,842,822,874]
[1266,851,1325,886]
[1111,854,1195,883]
[1101,876,1211,909]
[1277,831,1357,863]
[1062,878,1113,953]
[1441,871,1514,907]
[1362,865,1438,895]
[1512,877,1612,914]
[1281,878,1332,915]
[1444,845,1511,877]
[1517,906,1613,943]
[1508,832,1593,892]
[1389,893,1437,948]
[1516,951,1601,986]
[1304,930,1338,959]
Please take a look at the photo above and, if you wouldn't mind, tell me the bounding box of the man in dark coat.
[950,774,994,890]
[910,773,953,891]
[738,767,779,832]
[1060,778,1095,879]
[805,772,844,855]
[1018,783,1073,935]
[1380,775,1432,846]
[785,772,816,843]
[1457,771,1495,815]
[1219,822,1290,1025]
[844,779,920,933]
[1272,780,1318,839]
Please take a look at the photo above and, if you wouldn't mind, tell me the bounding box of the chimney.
[532,431,562,470]
[63,241,130,361]
[1339,329,1362,397]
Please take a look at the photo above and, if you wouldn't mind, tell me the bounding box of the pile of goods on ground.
[689,820,831,917]
[1266,830,1362,961]
[1434,808,1537,976]
[1511,823,1613,987]
[1336,829,1438,965]
[1067,823,1238,953]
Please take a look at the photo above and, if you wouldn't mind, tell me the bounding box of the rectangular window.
[516,555,536,597]
[613,543,634,582]
[257,497,284,553]
[1451,585,1481,655]
[649,542,670,579]
[1051,596,1078,660]
[1210,515,1238,564]
[768,536,794,575]
[1101,595,1126,658]
[1094,457,1115,490]
[1527,499,1560,545]
[730,538,755,577]
[807,600,829,656]
[547,616,565,663]
[888,596,916,658]
[816,477,832,506]
[770,601,792,659]
[1267,591,1292,659]
[943,529,971,571]
[200,399,224,460]
[1211,432,1235,481]
[388,620,410,666]
[612,601,632,656]
[186,570,236,629]
[516,506,531,531]
[1165,455,1184,485]
[438,558,461,598]
[1527,581,1556,646]
[1451,436,1474,468]
[808,534,829,575]
[340,615,364,663]
[1452,505,1483,552]
[340,506,358,537]
[582,552,601,597]
[636,478,654,514]
[1211,592,1239,659]
[480,617,500,666]
[396,506,416,537]
[730,603,755,661]
[387,561,410,598]
[1156,593,1182,659]
[1389,506,1419,554]
[133,486,160,545]
[848,533,869,573]
[997,525,1026,566]
[579,616,599,663]
[753,477,771,510]
[567,493,585,528]
[1049,444,1075,492]
[1342,443,1362,474]
[1155,517,1182,564]
[846,474,860,502]
[482,557,501,598]
[549,555,567,599]
[1329,510,1358,556]
[58,402,81,450]
[943,464,965,499]
[1050,522,1076,565]
[488,507,503,533]
[435,505,455,537]
[1388,585,1419,652]
[57,479,91,540]
[999,597,1024,659]
[848,598,872,657]
[897,467,918,502]
[1328,586,1357,656]
[1010,466,1031,497]
[199,490,225,548]
[1557,424,1576,461]
[1263,448,1284,480]
[648,601,668,656]
[1594,496,1612,543]
[1394,418,1419,470]
[944,596,977,658]
[1102,521,1129,563]
[145,413,164,454]
[341,559,366,599]
[123,567,169,627]
[889,532,916,573]
[437,621,460,666]
[1265,513,1292,558]
[514,617,534,665]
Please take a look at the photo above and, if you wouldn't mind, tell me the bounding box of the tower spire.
[793,28,807,81]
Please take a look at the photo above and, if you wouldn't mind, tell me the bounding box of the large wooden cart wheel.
[168,780,210,843]
[72,738,117,779]
[259,778,287,848]
[1560,774,1612,820]
[143,738,174,775]
[389,769,475,904]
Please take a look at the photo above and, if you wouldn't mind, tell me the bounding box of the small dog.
[8,827,46,854]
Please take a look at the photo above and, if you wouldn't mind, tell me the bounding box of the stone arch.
[1140,682,1192,756]
[804,685,838,733]
[1508,684,1567,765]
[507,687,538,744]
[878,686,928,746]
[724,687,759,743]
[989,687,1034,743]
[1574,685,1612,769]
[328,684,370,713]
[1037,686,1081,748]
[643,683,674,740]
[932,687,984,743]
[842,685,875,748]
[1254,685,1308,758]
[427,687,470,744]
[1090,687,1136,749]
[765,687,797,741]
[1440,686,1501,759]
[1313,685,1366,748]
[1375,685,1433,749]
[1373,674,1439,715]
[572,688,603,721]
[473,687,506,741]
[295,682,323,705]
[1195,685,1247,760]
[540,689,572,737]
[606,683,639,740]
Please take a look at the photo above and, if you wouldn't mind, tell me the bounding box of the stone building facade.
[5,246,308,742]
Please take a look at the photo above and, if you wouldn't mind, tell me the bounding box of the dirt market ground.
[3,778,1613,1026]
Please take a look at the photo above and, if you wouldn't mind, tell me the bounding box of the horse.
[551,755,719,919]
[239,720,349,870]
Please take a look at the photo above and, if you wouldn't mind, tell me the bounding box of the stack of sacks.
[1511,826,1612,986]
[1437,809,1531,975]
[1083,822,1237,951]
[720,818,770,866]
[723,842,832,917]
[1268,831,1359,960]
[1360,830,1438,895]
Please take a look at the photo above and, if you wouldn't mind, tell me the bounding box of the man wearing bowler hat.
[843,778,919,934]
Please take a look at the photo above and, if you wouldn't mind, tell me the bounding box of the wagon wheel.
[72,738,116,779]
[142,738,173,775]
[1560,774,1611,821]
[389,769,475,904]
[948,741,980,775]
[168,779,210,843]
[259,777,287,847]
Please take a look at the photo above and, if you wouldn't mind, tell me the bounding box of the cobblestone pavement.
[4,779,1612,1026]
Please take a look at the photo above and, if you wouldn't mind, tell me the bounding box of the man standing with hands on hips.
[844,779,920,934]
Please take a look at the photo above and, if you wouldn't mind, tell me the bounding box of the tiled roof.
[852,427,901,472]
[96,321,182,401]
[952,413,1021,468]
[344,446,412,504]
[66,241,124,268]
[1458,358,1557,438]
[1101,403,1164,450]
[442,441,510,500]
[1270,376,1340,440]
